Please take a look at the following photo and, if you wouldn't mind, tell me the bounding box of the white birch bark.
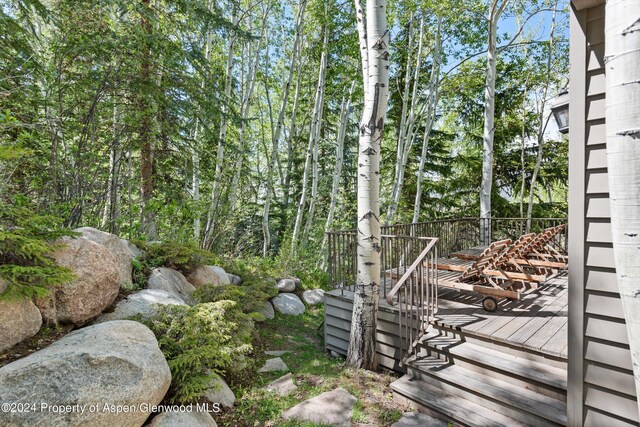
[604,0,640,413]
[193,21,213,242]
[262,0,306,255]
[292,30,326,251]
[412,17,442,224]
[526,5,557,232]
[355,0,369,93]
[283,38,306,211]
[320,80,356,265]
[389,16,427,224]
[102,96,121,232]
[229,6,267,212]
[203,10,238,246]
[480,0,509,244]
[386,14,414,223]
[347,0,390,370]
[303,30,329,242]
[519,85,527,220]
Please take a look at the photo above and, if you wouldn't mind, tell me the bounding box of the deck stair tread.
[407,353,567,425]
[390,375,530,427]
[418,329,567,390]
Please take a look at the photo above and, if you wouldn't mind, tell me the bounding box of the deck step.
[390,375,530,427]
[430,323,568,370]
[419,329,567,392]
[407,354,567,426]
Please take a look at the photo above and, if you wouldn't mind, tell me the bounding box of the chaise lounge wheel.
[482,296,498,312]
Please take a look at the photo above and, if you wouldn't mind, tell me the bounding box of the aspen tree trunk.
[519,87,527,220]
[480,0,509,245]
[355,0,368,91]
[291,28,325,252]
[262,0,306,256]
[321,80,356,265]
[303,30,329,242]
[193,5,213,242]
[605,0,640,413]
[283,38,305,213]
[102,7,121,233]
[390,17,426,224]
[526,4,557,232]
[229,6,267,212]
[347,0,390,370]
[140,0,157,240]
[203,11,238,247]
[412,17,441,224]
[386,15,414,223]
[102,89,121,233]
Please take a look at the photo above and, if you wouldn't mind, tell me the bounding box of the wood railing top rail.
[386,237,439,305]
[327,217,568,235]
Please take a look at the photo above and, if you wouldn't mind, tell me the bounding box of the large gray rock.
[186,266,231,288]
[271,293,305,315]
[94,289,186,323]
[281,388,356,426]
[203,373,235,408]
[0,320,171,427]
[391,412,449,427]
[121,238,144,259]
[147,268,196,302]
[36,236,120,326]
[227,273,242,285]
[0,294,42,352]
[148,411,217,427]
[277,278,296,292]
[264,373,297,396]
[302,289,325,306]
[258,301,275,320]
[75,227,134,288]
[259,357,288,373]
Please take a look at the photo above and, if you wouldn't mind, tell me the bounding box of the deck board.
[433,271,568,359]
[329,270,568,360]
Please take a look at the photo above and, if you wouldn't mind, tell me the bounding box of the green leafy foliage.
[0,201,76,300]
[194,279,279,315]
[135,240,217,273]
[144,300,253,404]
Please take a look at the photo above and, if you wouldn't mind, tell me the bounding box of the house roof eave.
[572,0,605,11]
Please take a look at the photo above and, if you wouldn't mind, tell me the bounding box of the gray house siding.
[568,2,639,426]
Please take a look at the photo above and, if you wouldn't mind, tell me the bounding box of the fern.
[144,301,253,403]
[0,201,76,300]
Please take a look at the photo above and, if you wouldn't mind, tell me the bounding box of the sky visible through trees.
[1,0,569,264]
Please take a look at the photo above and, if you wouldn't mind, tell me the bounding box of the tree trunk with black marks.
[347,0,390,370]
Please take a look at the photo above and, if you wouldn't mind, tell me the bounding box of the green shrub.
[144,300,253,403]
[135,240,217,274]
[0,201,76,300]
[193,277,279,314]
[127,257,146,291]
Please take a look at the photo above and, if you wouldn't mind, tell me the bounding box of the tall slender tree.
[262,0,307,255]
[347,0,390,370]
[413,15,442,224]
[479,0,509,244]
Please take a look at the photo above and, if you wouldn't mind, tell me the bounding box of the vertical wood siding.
[569,3,639,425]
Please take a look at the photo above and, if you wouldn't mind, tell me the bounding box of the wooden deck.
[433,270,568,359]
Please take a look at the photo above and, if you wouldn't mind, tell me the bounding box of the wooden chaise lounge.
[386,239,544,311]
[449,225,567,269]
[524,225,568,265]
